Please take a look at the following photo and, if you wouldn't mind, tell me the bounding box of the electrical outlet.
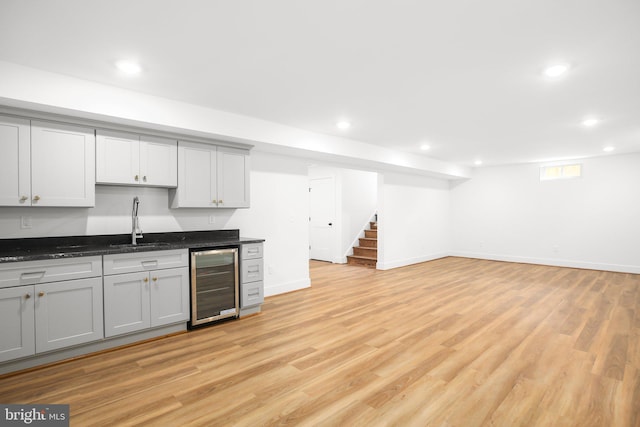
[20,216,32,229]
[208,215,216,224]
[553,245,559,254]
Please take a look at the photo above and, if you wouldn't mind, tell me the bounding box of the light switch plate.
[20,216,33,229]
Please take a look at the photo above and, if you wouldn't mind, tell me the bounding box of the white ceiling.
[1,0,639,167]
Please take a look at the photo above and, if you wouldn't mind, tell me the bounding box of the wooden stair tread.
[347,255,377,261]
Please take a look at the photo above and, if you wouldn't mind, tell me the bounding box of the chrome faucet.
[131,196,143,245]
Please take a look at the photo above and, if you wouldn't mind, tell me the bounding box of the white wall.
[378,172,452,270]
[0,150,311,296]
[450,153,640,273]
[226,152,311,296]
[0,61,471,179]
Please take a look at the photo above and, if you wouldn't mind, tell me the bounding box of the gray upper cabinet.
[170,141,250,208]
[0,115,30,207]
[96,129,177,187]
[0,115,95,207]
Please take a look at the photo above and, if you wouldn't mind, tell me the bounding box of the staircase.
[346,221,377,268]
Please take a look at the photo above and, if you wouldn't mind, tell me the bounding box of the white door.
[0,115,30,206]
[309,176,335,262]
[140,136,178,187]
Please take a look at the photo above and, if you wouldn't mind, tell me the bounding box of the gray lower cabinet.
[0,256,104,363]
[0,285,35,363]
[240,243,264,310]
[103,250,189,337]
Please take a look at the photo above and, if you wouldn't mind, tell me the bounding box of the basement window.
[540,163,582,181]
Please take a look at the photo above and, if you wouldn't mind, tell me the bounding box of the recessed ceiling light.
[115,60,142,75]
[603,146,615,152]
[420,144,430,151]
[582,118,599,127]
[543,63,569,78]
[474,160,483,166]
[336,120,351,130]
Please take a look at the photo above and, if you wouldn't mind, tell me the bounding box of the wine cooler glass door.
[191,248,239,326]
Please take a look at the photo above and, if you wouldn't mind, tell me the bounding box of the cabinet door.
[35,277,103,353]
[96,129,140,185]
[217,146,250,208]
[140,136,177,187]
[31,121,95,207]
[0,115,31,206]
[172,141,217,207]
[0,286,35,363]
[150,267,189,327]
[103,272,150,337]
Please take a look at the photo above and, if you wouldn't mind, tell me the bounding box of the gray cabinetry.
[0,115,96,207]
[0,285,35,362]
[103,249,189,337]
[170,141,250,208]
[240,243,264,313]
[96,129,178,187]
[0,256,103,363]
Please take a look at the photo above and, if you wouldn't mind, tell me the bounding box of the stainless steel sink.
[109,242,171,249]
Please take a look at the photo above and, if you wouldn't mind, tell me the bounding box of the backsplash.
[0,185,235,238]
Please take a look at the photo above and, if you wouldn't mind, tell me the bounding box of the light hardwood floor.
[1,257,639,426]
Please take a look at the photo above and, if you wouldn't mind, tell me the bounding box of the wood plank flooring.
[1,257,639,426]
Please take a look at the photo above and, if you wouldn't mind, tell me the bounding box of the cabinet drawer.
[103,249,188,275]
[241,243,263,260]
[241,281,264,308]
[0,256,102,289]
[241,258,263,283]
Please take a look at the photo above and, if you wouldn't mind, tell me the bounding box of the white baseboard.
[265,277,311,297]
[450,251,640,274]
[377,252,449,270]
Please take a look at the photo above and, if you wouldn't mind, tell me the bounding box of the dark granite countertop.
[0,230,264,263]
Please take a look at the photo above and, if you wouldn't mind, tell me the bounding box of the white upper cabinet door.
[140,135,177,187]
[0,115,30,206]
[96,129,140,185]
[171,141,217,208]
[217,146,250,208]
[30,121,95,207]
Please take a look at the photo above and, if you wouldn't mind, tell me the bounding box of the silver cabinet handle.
[21,271,45,280]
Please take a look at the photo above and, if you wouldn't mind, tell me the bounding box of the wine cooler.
[189,247,239,327]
